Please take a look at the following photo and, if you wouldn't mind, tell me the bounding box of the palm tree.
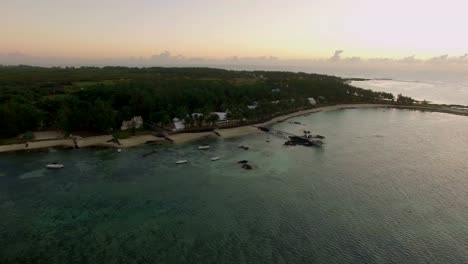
[184,115,194,128]
[206,114,219,126]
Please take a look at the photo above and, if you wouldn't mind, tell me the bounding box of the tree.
[0,100,42,137]
[92,99,116,132]
[206,114,219,126]
[184,115,194,128]
[397,94,415,105]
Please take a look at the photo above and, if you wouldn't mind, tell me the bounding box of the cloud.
[329,50,344,61]
[454,53,468,63]
[225,55,278,64]
[343,56,362,63]
[428,54,448,63]
[400,55,418,63]
[1,51,468,81]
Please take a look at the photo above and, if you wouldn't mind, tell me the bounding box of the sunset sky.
[1,0,467,60]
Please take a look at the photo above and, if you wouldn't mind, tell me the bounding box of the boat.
[210,157,220,161]
[266,137,271,142]
[198,145,210,150]
[46,163,64,169]
[176,160,188,165]
[117,148,122,153]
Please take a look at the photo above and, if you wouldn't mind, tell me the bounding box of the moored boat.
[210,157,220,161]
[176,160,188,165]
[46,163,64,169]
[198,145,210,150]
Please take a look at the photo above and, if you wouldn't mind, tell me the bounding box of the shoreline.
[1,103,467,153]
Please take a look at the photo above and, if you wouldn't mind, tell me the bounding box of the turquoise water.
[1,108,468,263]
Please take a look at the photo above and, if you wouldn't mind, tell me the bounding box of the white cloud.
[400,55,418,63]
[428,54,448,63]
[1,50,468,81]
[329,50,344,61]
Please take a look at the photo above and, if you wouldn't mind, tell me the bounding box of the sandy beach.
[167,131,216,144]
[76,135,116,148]
[0,139,75,153]
[1,103,467,153]
[259,104,388,126]
[118,135,166,147]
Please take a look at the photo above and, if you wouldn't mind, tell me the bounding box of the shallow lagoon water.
[1,108,468,263]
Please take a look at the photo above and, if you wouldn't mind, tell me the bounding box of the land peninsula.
[0,66,465,152]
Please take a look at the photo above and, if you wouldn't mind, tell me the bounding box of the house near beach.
[210,112,227,121]
[247,102,258,110]
[121,116,143,130]
[308,98,317,105]
[172,118,185,131]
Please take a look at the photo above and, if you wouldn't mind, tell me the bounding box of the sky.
[1,0,468,77]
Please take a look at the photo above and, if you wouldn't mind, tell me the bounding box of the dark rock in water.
[284,141,296,146]
[257,126,270,132]
[289,136,322,147]
[142,150,157,158]
[238,160,249,164]
[242,164,253,170]
[238,145,249,150]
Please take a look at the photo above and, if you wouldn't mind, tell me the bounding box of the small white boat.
[117,148,122,153]
[210,157,220,161]
[46,163,64,169]
[266,138,271,142]
[198,145,210,150]
[176,160,188,165]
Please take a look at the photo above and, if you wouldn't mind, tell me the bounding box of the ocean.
[1,108,468,263]
[351,79,468,106]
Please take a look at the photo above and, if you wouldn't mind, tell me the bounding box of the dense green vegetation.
[0,65,405,138]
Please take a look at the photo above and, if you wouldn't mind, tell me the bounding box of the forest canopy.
[0,66,403,137]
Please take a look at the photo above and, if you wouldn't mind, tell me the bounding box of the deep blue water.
[1,108,468,263]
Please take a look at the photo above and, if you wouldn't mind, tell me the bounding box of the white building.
[247,102,258,110]
[172,118,185,131]
[308,98,317,105]
[210,112,227,121]
[121,116,144,130]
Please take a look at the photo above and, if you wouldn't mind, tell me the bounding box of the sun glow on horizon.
[1,0,467,60]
